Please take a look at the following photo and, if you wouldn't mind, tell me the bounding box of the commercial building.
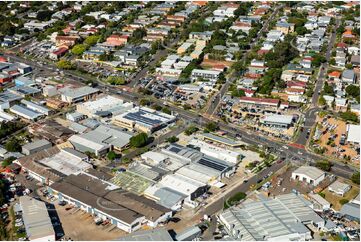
[76,95,133,118]
[340,201,360,222]
[60,86,99,103]
[48,173,172,232]
[191,69,221,81]
[189,139,242,164]
[346,124,360,144]
[200,133,244,148]
[291,166,325,186]
[19,196,55,241]
[261,114,295,129]
[112,107,176,134]
[218,193,325,241]
[308,192,331,211]
[328,180,351,197]
[22,139,52,155]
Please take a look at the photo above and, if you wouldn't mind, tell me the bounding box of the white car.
[15,222,23,227]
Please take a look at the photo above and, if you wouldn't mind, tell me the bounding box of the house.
[292,166,325,186]
[275,21,295,34]
[49,47,68,60]
[341,69,356,84]
[55,35,79,47]
[328,71,341,82]
[328,180,351,197]
[106,35,129,46]
[350,55,360,67]
[189,31,213,41]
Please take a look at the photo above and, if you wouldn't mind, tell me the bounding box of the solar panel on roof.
[169,146,181,153]
[197,158,227,171]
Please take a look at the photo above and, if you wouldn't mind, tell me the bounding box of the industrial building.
[112,107,176,134]
[218,193,325,241]
[60,86,99,103]
[116,228,174,241]
[69,124,133,156]
[15,146,91,184]
[291,166,326,186]
[20,99,51,115]
[346,124,360,144]
[48,173,172,233]
[22,139,52,155]
[10,104,45,121]
[76,95,134,118]
[19,196,55,241]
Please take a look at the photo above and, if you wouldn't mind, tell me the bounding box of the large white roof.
[346,124,360,143]
[292,166,325,180]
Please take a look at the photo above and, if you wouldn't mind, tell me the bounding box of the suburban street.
[296,18,340,146]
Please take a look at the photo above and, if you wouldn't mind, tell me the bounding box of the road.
[205,4,282,116]
[296,18,340,146]
[3,50,357,179]
[199,161,287,217]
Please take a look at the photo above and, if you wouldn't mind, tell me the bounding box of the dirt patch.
[55,204,126,241]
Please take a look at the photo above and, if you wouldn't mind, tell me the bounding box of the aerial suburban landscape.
[0,1,359,241]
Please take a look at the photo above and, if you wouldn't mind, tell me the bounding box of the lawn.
[224,192,246,209]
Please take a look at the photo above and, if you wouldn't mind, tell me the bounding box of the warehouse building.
[113,107,176,134]
[291,166,325,186]
[116,228,174,241]
[76,95,133,118]
[19,196,55,241]
[15,146,91,184]
[69,124,133,156]
[346,124,360,144]
[20,99,51,115]
[218,193,325,241]
[22,139,52,155]
[48,173,172,232]
[10,104,45,121]
[144,173,208,209]
[60,86,99,103]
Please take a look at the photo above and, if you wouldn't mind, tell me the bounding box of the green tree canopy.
[71,44,87,55]
[351,171,360,185]
[56,60,74,70]
[84,35,100,46]
[5,138,21,152]
[130,133,148,148]
[315,160,332,171]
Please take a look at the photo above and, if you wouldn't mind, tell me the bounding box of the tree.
[107,151,118,161]
[351,171,360,185]
[205,122,219,132]
[318,95,326,106]
[5,138,21,152]
[166,136,179,143]
[340,111,359,122]
[106,76,126,85]
[162,107,171,115]
[315,160,331,171]
[312,54,326,67]
[130,133,148,148]
[231,89,246,97]
[184,126,198,136]
[339,199,349,205]
[56,60,74,70]
[71,44,87,55]
[322,82,334,96]
[131,28,146,43]
[84,35,100,46]
[36,10,53,21]
[345,85,360,99]
[295,26,308,35]
[2,156,15,167]
[82,15,97,25]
